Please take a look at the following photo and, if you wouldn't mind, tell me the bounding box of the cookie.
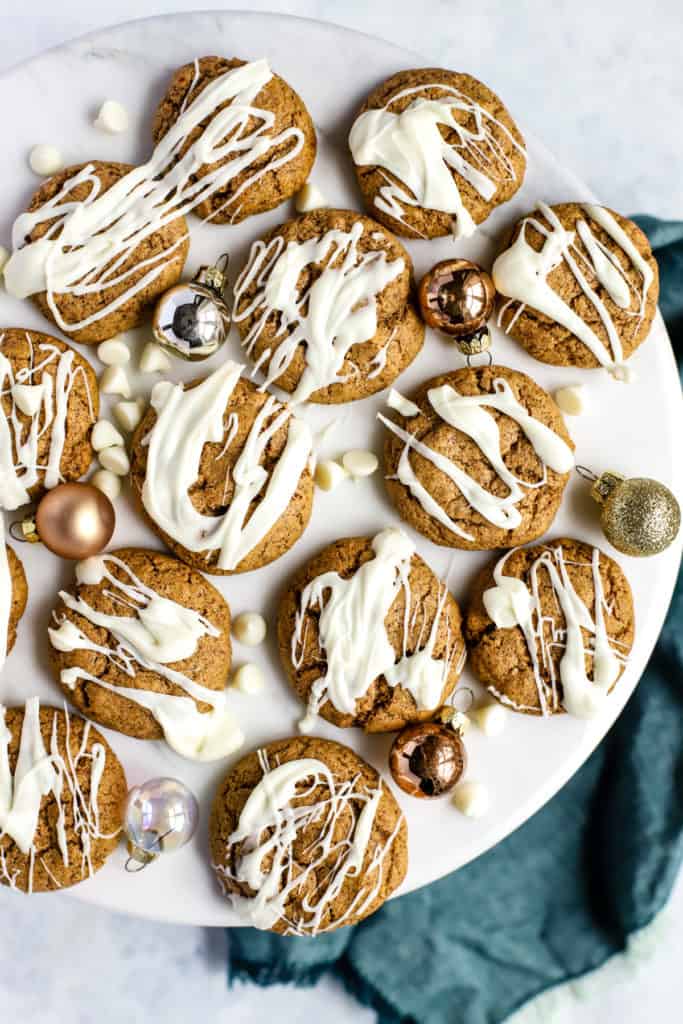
[465,538,635,717]
[0,698,126,893]
[277,528,465,732]
[380,365,575,551]
[12,162,189,344]
[492,202,659,374]
[47,548,241,762]
[0,328,98,502]
[152,56,316,225]
[209,736,407,934]
[349,68,526,239]
[233,208,423,404]
[4,546,27,659]
[129,361,314,574]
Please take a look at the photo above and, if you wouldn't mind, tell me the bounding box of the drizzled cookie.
[349,68,526,239]
[210,736,407,934]
[379,365,575,551]
[277,528,465,733]
[233,208,423,404]
[492,202,659,377]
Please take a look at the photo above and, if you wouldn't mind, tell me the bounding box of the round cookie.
[152,56,316,225]
[48,548,232,743]
[18,162,189,344]
[465,538,635,716]
[0,700,126,893]
[232,208,423,404]
[381,364,575,551]
[209,736,407,934]
[0,328,98,500]
[129,369,314,574]
[349,68,526,240]
[492,202,659,371]
[277,529,465,732]
[5,546,27,656]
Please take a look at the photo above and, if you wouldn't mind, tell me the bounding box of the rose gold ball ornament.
[418,258,496,360]
[17,483,115,559]
[152,254,231,361]
[578,467,681,557]
[389,720,467,799]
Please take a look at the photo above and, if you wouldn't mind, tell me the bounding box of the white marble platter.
[0,11,680,926]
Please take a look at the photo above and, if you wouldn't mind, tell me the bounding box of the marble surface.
[1,2,682,1022]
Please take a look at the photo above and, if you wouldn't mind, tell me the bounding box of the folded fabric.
[226,216,683,1024]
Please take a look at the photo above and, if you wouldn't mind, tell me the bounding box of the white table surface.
[0,3,681,1022]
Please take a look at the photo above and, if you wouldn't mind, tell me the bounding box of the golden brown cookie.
[6,546,27,655]
[0,328,98,499]
[465,538,635,716]
[152,56,316,224]
[48,548,232,741]
[349,68,526,239]
[0,701,126,892]
[277,530,465,732]
[20,162,189,344]
[381,365,575,551]
[209,736,407,934]
[492,202,659,369]
[233,208,423,403]
[129,373,314,574]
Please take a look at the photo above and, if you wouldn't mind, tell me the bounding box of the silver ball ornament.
[123,777,199,872]
[152,255,231,361]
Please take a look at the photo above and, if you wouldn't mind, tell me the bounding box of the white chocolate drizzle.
[213,749,404,934]
[0,697,113,892]
[482,544,628,717]
[378,377,574,542]
[233,221,405,403]
[493,202,655,376]
[4,59,306,333]
[48,554,243,761]
[292,528,460,728]
[141,360,312,572]
[349,81,525,239]
[0,331,94,675]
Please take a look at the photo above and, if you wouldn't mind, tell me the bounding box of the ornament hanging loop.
[575,465,598,483]
[466,350,493,369]
[124,826,175,874]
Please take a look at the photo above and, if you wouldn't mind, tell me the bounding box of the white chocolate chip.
[471,701,507,737]
[100,365,131,398]
[90,469,122,502]
[232,612,267,647]
[113,400,143,433]
[29,144,63,176]
[91,419,125,451]
[75,555,107,586]
[450,711,471,735]
[0,245,9,278]
[151,380,175,410]
[11,383,43,417]
[387,388,420,418]
[97,338,130,366]
[139,341,172,374]
[232,663,265,695]
[295,182,328,213]
[342,449,378,479]
[453,781,490,818]
[553,384,584,416]
[314,459,348,492]
[98,445,130,476]
[94,99,129,135]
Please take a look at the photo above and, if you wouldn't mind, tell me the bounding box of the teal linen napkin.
[226,217,683,1024]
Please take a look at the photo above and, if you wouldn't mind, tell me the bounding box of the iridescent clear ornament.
[152,254,231,361]
[123,777,199,872]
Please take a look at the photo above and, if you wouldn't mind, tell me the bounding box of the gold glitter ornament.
[582,468,681,557]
